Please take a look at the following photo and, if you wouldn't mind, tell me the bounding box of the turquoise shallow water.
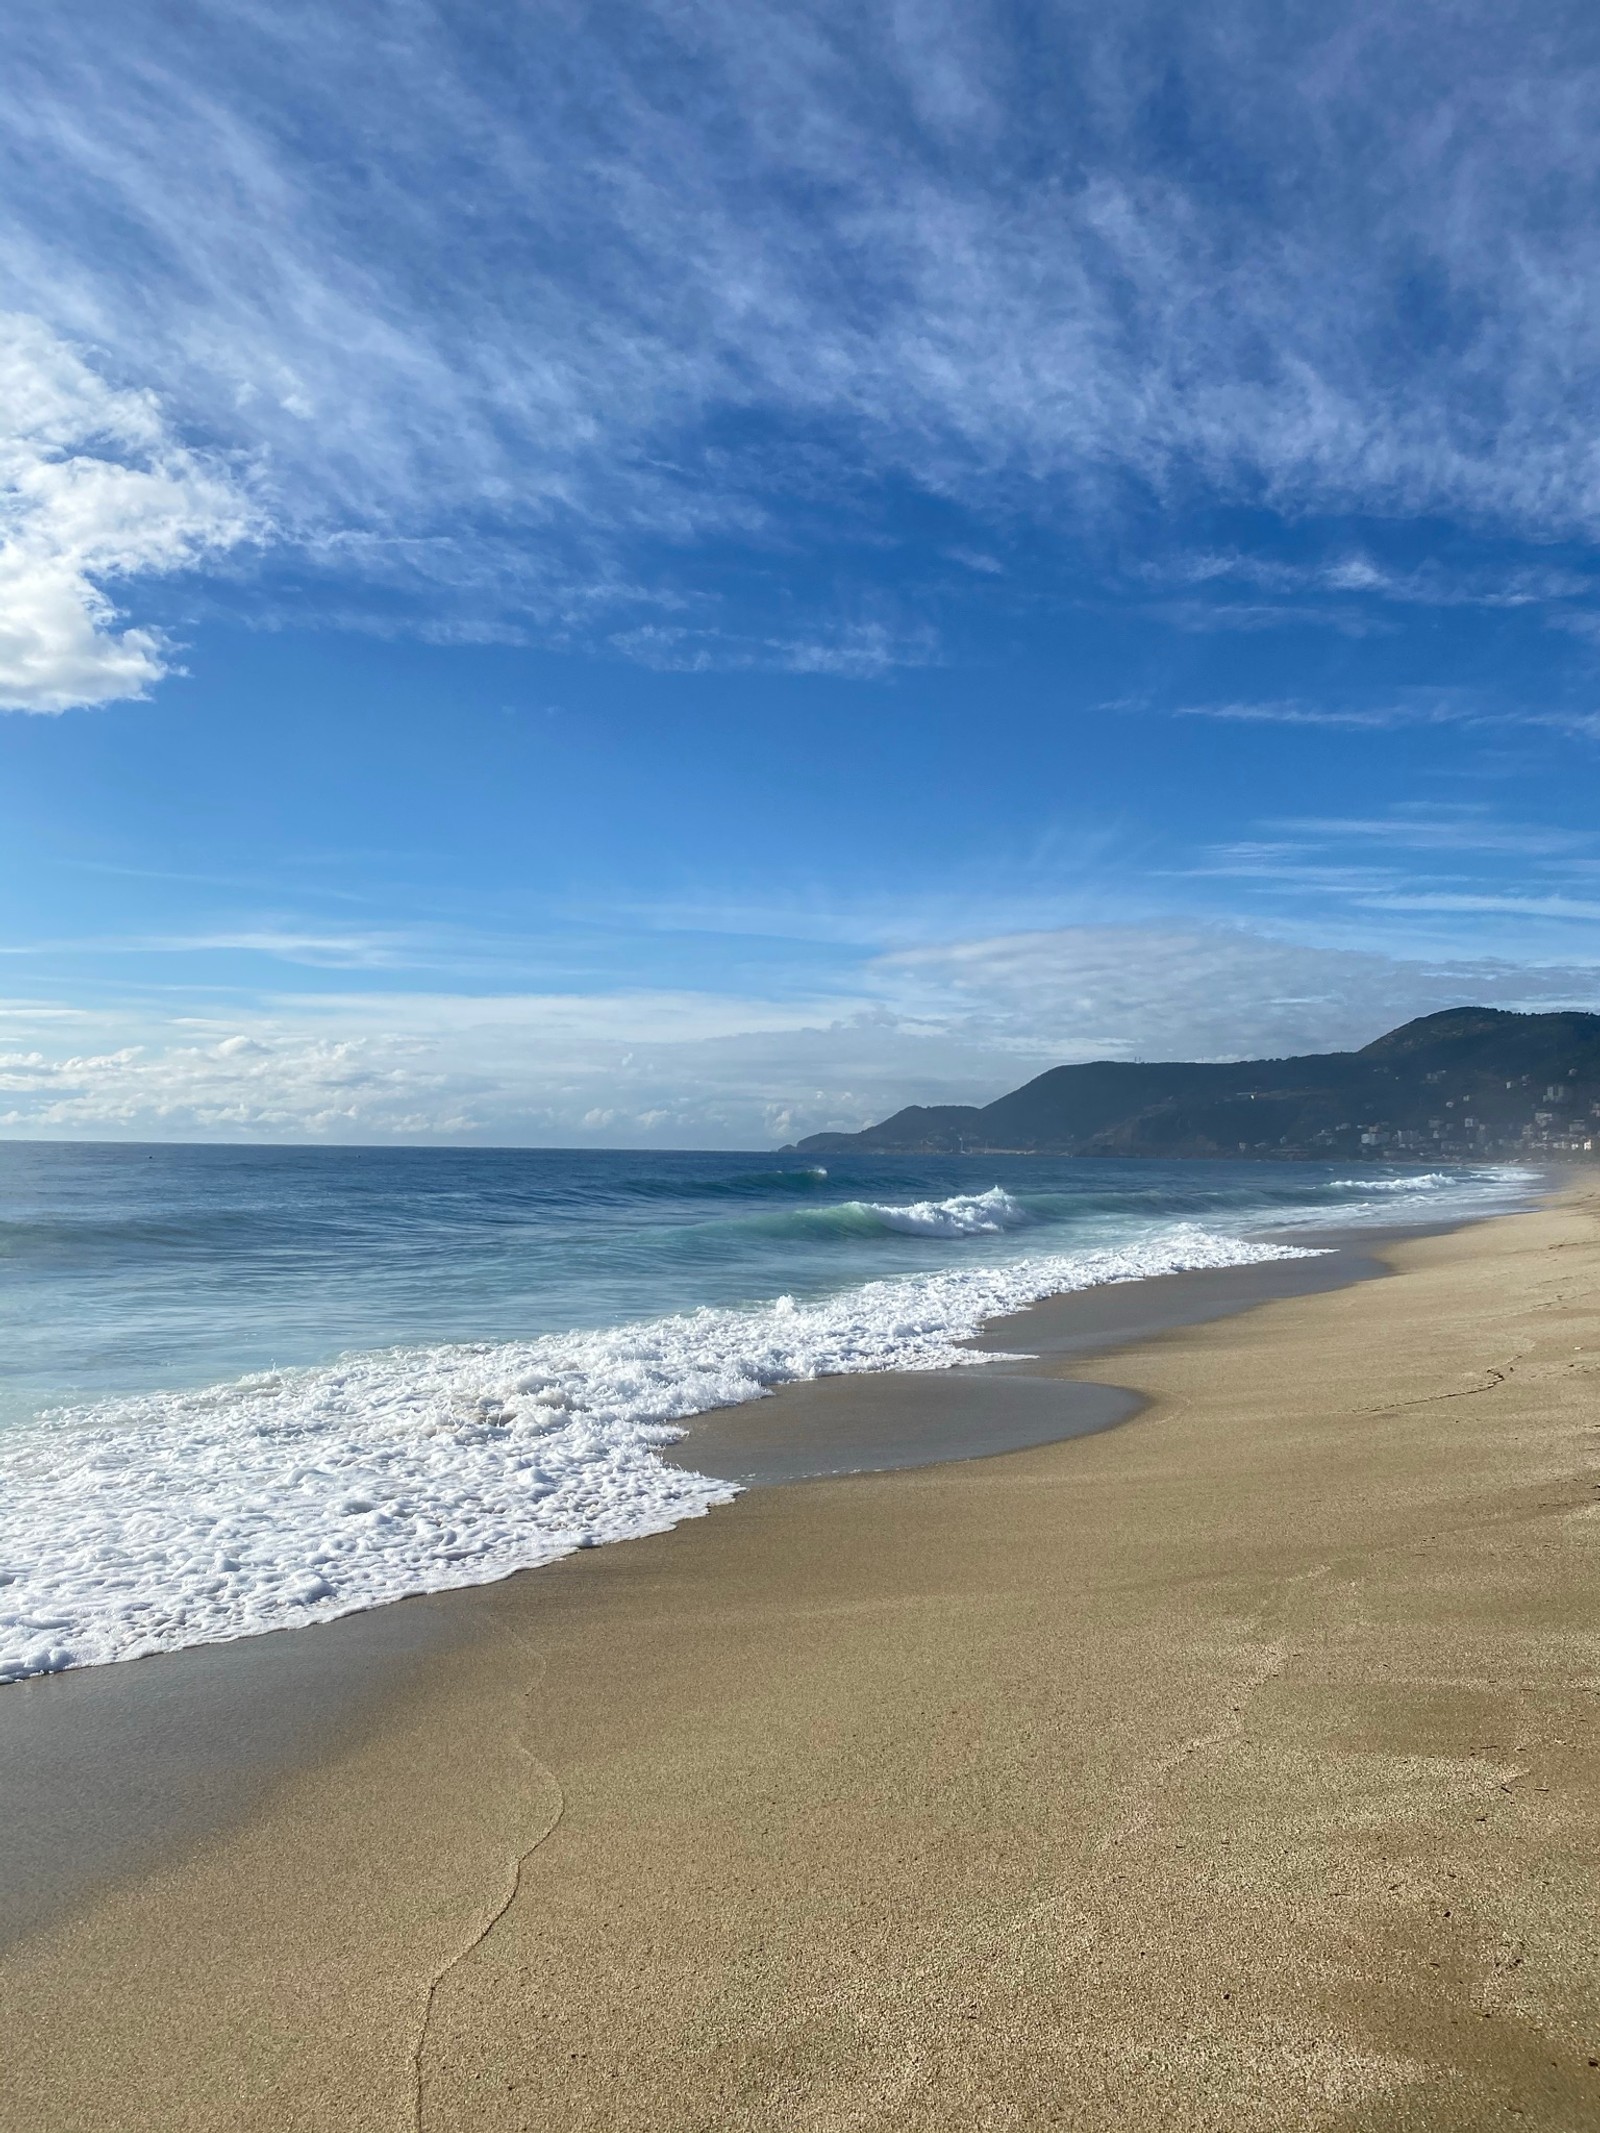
[0,1144,1535,1683]
[0,1143,1533,1430]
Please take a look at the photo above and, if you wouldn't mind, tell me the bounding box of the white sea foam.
[0,1222,1310,1684]
[1325,1172,1455,1192]
[1286,1165,1539,1226]
[861,1185,1031,1236]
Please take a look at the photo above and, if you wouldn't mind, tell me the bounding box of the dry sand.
[2,1191,1597,2131]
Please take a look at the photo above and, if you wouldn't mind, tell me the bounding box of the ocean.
[0,1143,1536,1685]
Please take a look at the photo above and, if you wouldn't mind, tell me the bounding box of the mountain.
[787,1009,1600,1163]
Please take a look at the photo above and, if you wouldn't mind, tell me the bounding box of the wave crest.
[859,1186,1031,1237]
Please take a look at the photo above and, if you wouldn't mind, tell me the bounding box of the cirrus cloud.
[7,3,1600,688]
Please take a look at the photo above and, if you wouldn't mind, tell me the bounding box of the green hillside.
[790,1009,1600,1162]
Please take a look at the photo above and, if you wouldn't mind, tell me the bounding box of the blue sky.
[2,0,1599,1143]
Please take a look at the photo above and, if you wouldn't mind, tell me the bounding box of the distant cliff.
[787,1008,1600,1163]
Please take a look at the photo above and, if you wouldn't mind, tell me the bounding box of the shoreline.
[5,1183,1597,2128]
[665,1220,1440,1485]
[0,1217,1463,1951]
[0,1206,1528,1958]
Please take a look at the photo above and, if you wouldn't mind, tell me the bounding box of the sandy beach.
[2,1188,1597,2131]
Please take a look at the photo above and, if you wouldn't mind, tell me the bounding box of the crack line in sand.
[411,1632,566,2133]
[1363,1362,1516,1416]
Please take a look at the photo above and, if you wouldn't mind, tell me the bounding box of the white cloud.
[0,316,255,710]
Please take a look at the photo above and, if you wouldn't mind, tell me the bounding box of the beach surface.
[2,1190,1597,2130]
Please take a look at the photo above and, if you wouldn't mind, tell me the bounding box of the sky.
[2,0,1600,1146]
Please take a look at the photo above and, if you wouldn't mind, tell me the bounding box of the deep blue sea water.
[0,1143,1535,1683]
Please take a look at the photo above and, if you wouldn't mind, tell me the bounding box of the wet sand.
[0,1591,465,1954]
[2,1195,1598,2130]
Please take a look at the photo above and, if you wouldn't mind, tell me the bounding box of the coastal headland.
[791,1007,1600,1163]
[2,1188,1597,2130]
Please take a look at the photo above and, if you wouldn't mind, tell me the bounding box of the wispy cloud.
[1186,800,1600,958]
[1152,602,1394,639]
[9,5,1600,690]
[1268,806,1593,858]
[1358,892,1600,921]
[607,614,939,677]
[0,925,425,970]
[1172,694,1600,738]
[1175,699,1438,729]
[1154,549,1600,611]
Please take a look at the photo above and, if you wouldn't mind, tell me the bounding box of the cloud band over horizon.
[3,920,1595,1145]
